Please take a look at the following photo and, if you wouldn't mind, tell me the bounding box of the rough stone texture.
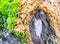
[29,10,56,44]
[0,29,20,44]
[14,0,60,44]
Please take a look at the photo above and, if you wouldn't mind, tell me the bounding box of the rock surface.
[0,29,20,44]
[29,10,56,44]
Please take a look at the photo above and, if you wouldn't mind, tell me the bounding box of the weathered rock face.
[29,10,56,44]
[15,0,60,44]
[0,29,20,44]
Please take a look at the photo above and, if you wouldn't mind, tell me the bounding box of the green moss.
[10,30,29,44]
[0,0,20,32]
[0,32,2,37]
[0,0,28,44]
[15,31,28,44]
[0,25,3,30]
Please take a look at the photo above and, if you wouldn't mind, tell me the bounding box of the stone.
[29,10,56,44]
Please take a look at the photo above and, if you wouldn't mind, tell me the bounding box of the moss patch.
[0,0,28,44]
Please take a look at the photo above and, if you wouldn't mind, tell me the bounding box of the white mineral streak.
[34,18,42,37]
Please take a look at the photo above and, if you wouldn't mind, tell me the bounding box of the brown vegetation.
[14,0,60,44]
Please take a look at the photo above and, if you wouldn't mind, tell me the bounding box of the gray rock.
[29,10,56,44]
[0,38,3,44]
[0,29,20,44]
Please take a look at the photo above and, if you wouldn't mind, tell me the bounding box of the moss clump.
[10,30,29,44]
[0,32,2,37]
[0,25,3,31]
[0,0,28,44]
[0,0,20,32]
[15,31,29,44]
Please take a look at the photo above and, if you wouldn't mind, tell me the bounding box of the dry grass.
[14,0,60,44]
